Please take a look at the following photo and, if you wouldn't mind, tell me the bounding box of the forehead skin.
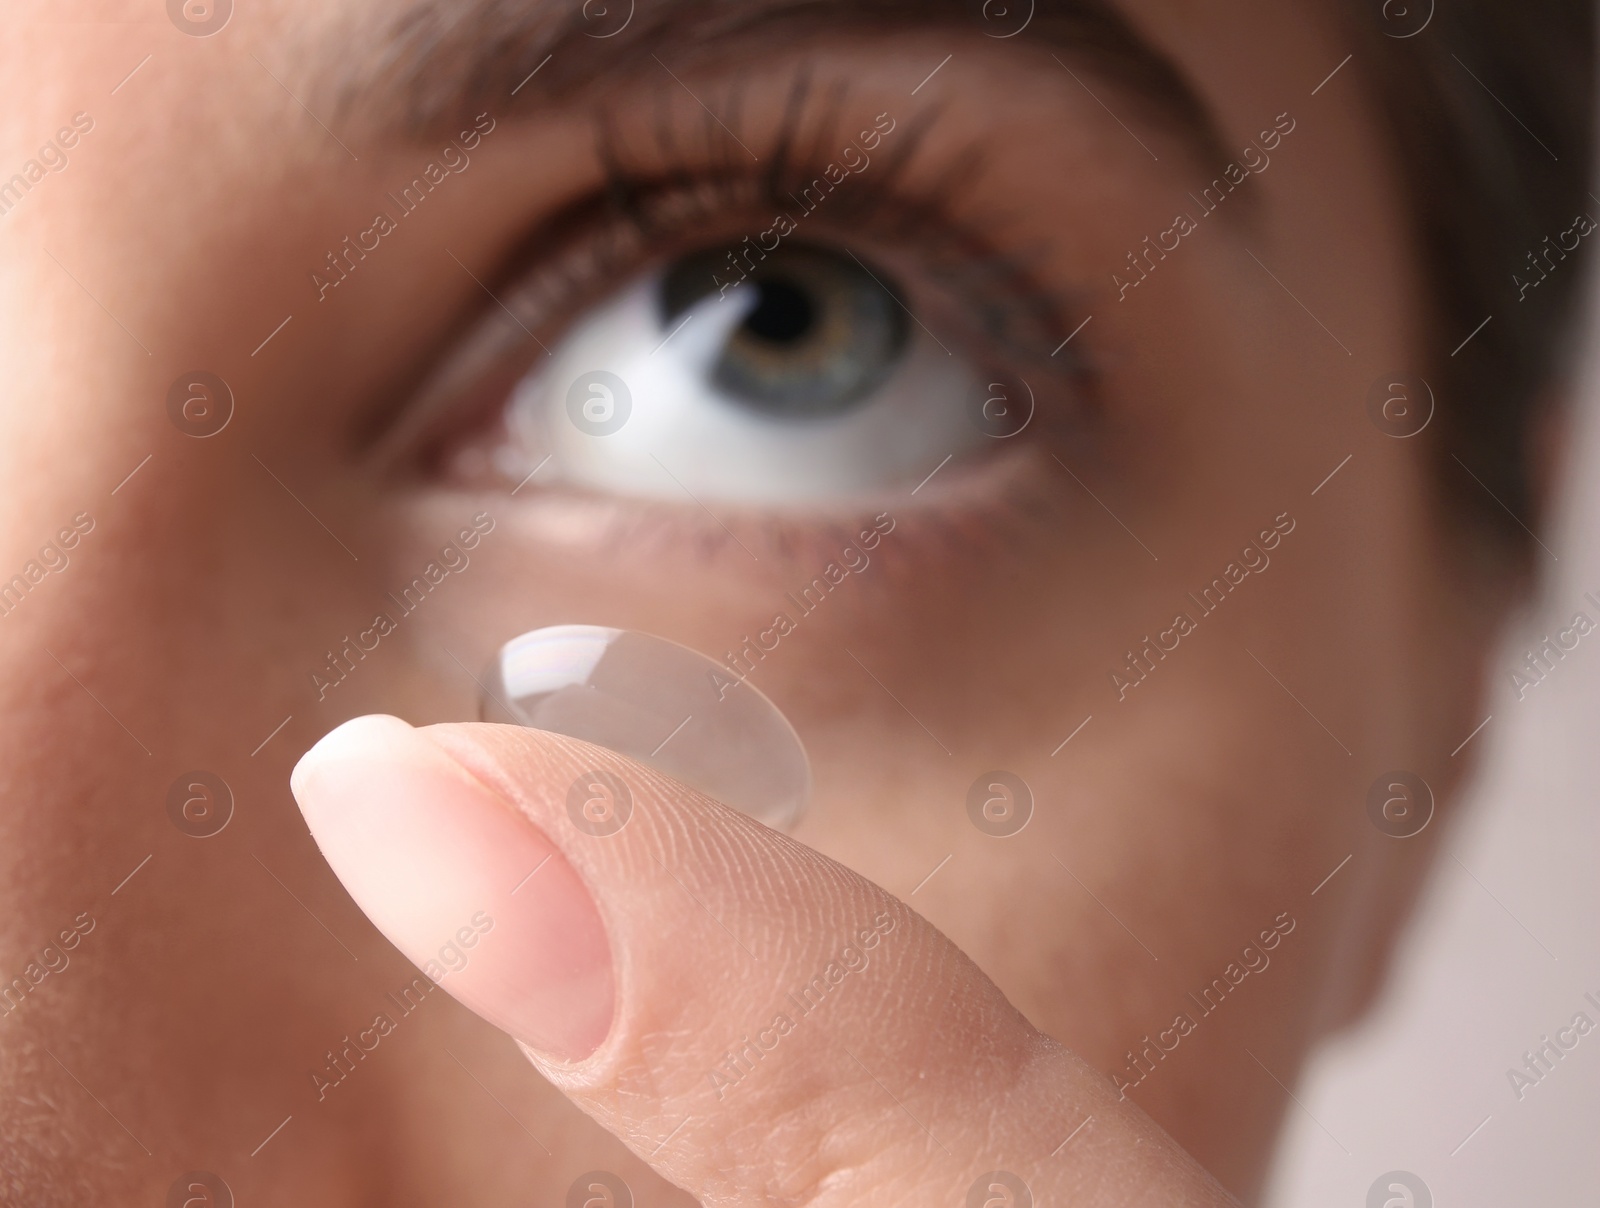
[0,1,1466,1205]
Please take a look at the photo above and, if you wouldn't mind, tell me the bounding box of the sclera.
[481,625,811,830]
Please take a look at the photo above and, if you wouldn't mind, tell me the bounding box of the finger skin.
[409,720,1236,1208]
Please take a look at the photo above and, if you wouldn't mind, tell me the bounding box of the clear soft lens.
[482,625,811,830]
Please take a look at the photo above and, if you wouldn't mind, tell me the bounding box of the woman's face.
[0,1,1503,1203]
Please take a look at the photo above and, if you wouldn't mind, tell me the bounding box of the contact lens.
[481,626,810,830]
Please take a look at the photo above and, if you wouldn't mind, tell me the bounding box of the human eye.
[387,67,1091,541]
[519,235,995,504]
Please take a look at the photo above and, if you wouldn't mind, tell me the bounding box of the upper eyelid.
[474,72,1078,345]
[335,0,1227,170]
[365,106,1086,472]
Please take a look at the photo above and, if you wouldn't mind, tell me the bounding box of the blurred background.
[1266,253,1600,1204]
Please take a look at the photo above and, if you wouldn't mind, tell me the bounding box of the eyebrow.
[341,0,1226,162]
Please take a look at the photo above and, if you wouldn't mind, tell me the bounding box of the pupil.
[743,278,814,344]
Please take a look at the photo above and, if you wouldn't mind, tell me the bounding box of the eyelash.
[406,69,1094,476]
[585,75,1080,370]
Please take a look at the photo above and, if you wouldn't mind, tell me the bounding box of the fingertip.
[285,711,615,1062]
[289,713,416,810]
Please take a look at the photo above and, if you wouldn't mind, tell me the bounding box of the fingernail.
[290,714,615,1061]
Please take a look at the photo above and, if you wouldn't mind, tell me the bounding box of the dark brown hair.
[1352,3,1595,558]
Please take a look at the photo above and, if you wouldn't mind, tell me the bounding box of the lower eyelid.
[466,437,1065,572]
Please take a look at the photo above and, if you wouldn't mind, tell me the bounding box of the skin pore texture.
[0,0,1512,1204]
